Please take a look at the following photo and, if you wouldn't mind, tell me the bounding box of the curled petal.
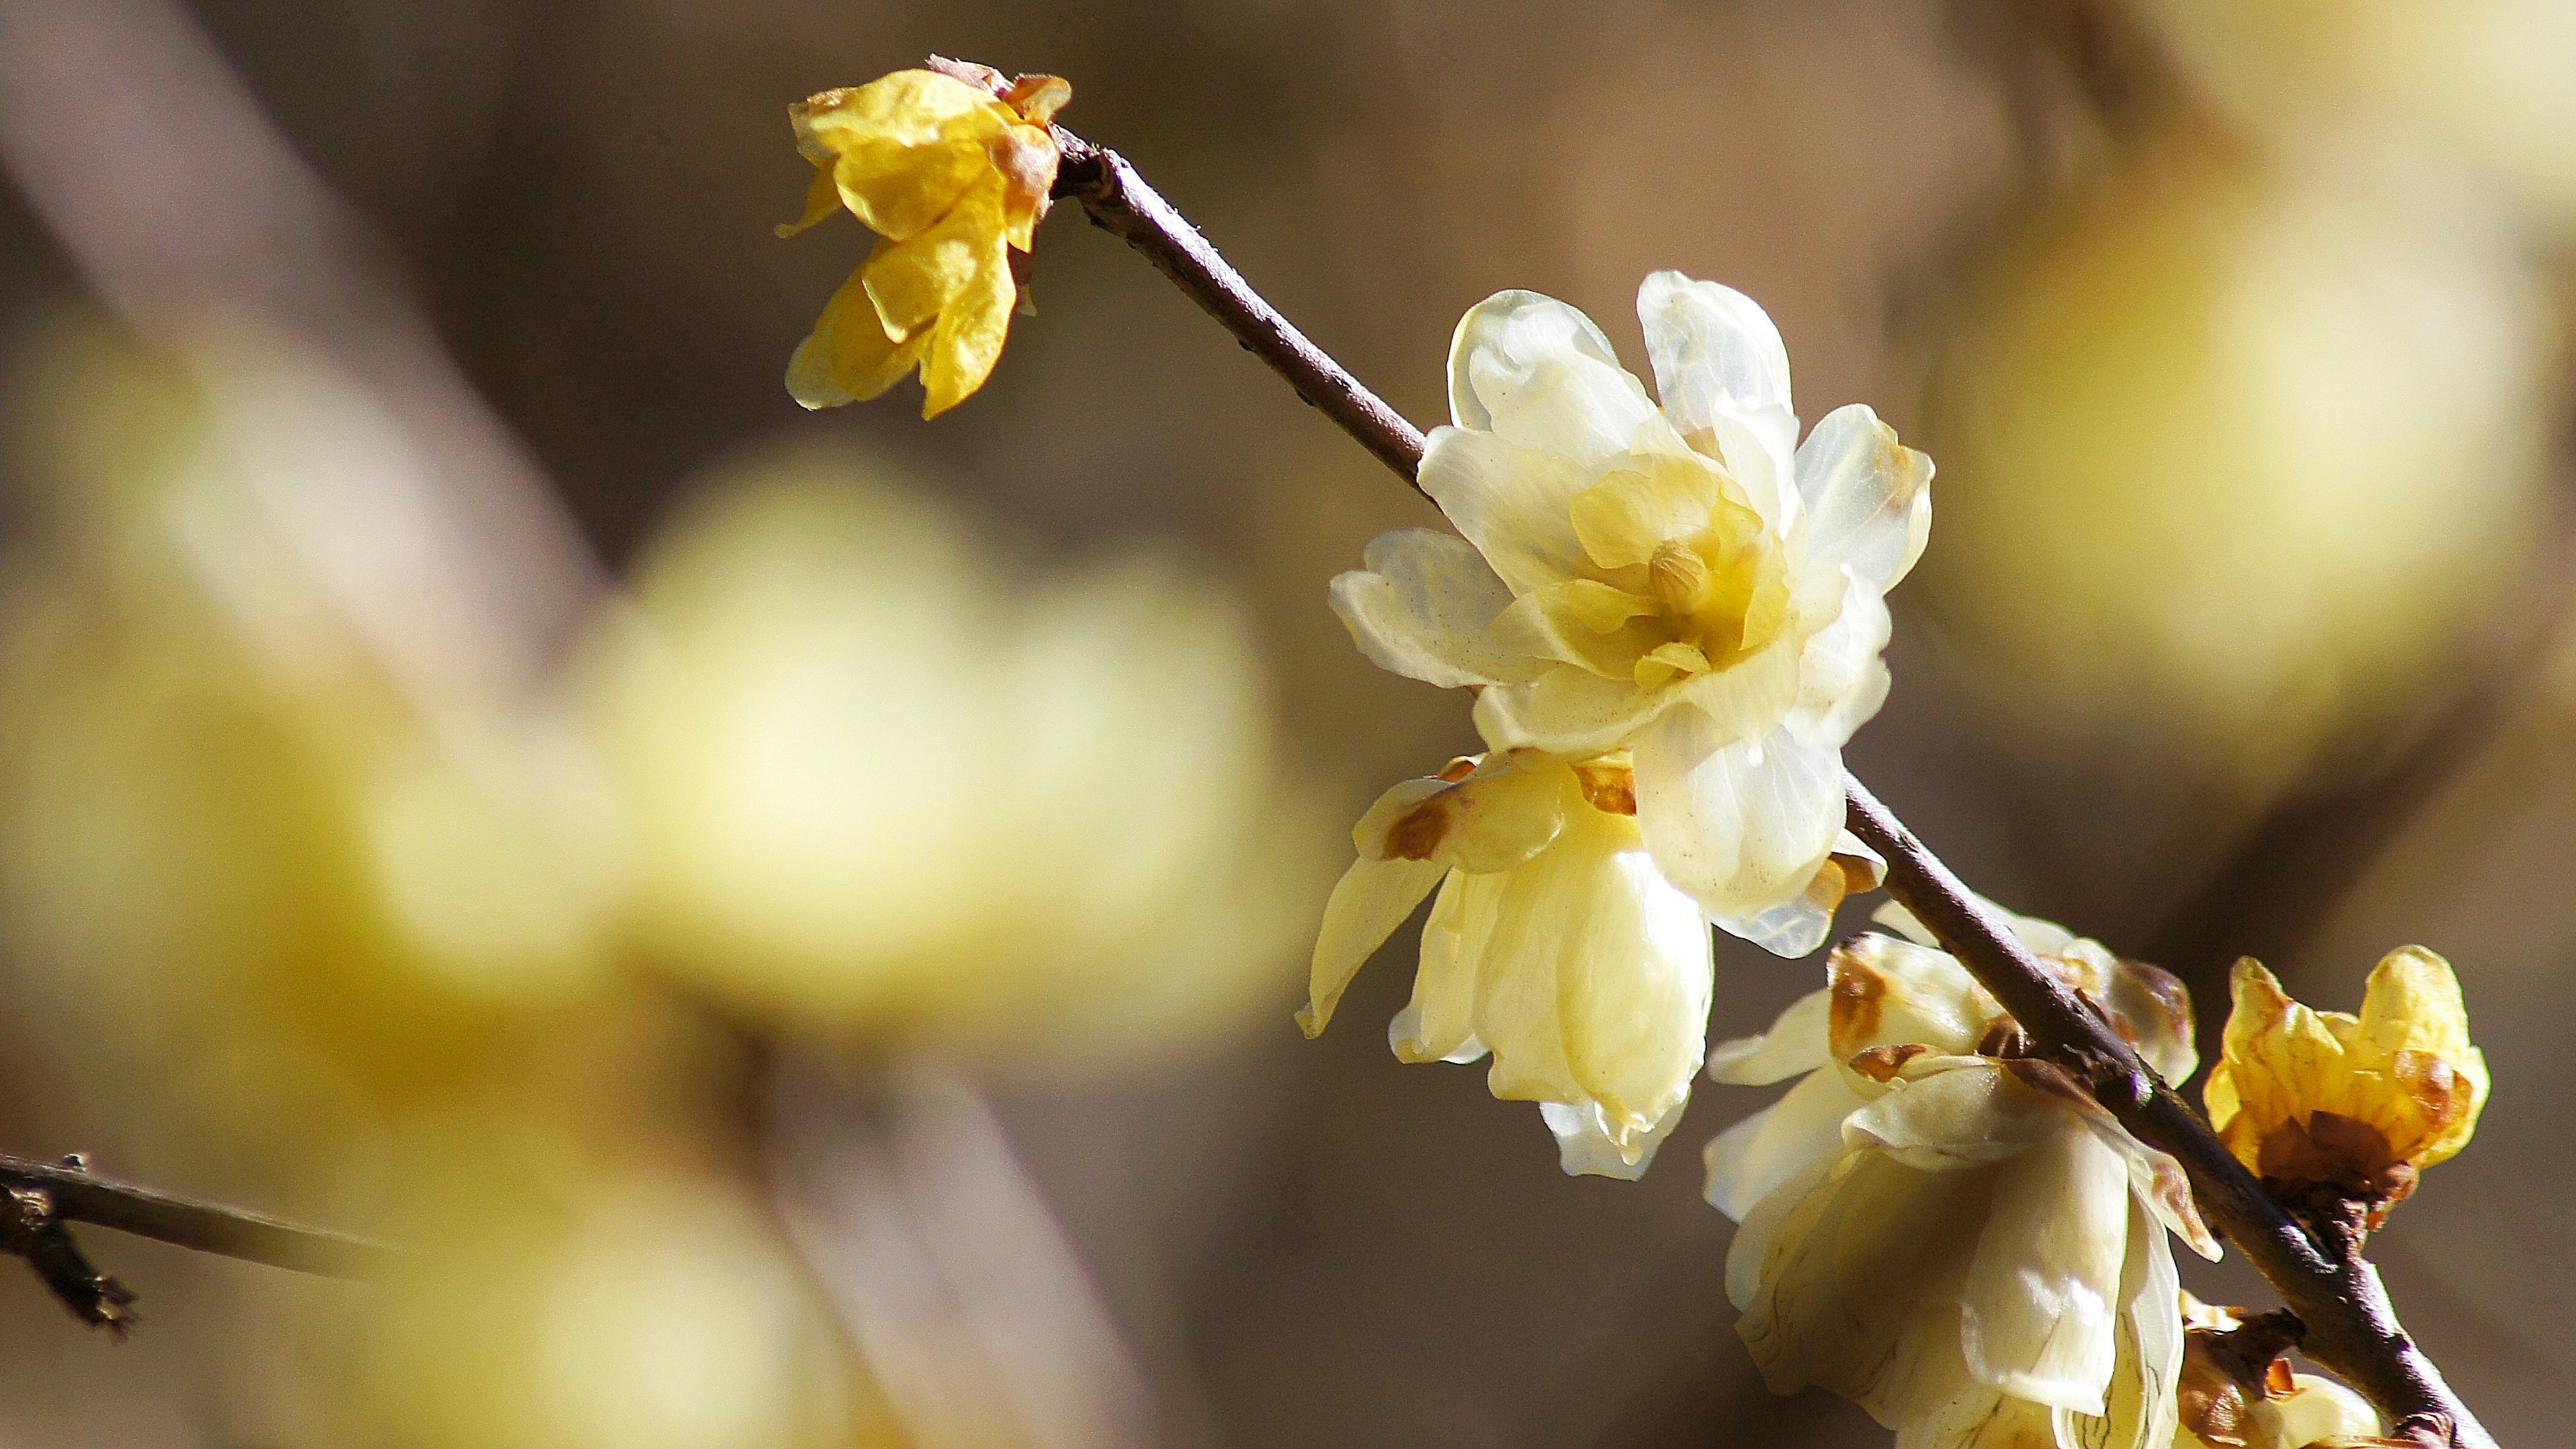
[1328,529,1538,688]
[1446,290,1656,470]
[1794,402,1934,592]
[787,261,928,410]
[1545,1095,1686,1180]
[1298,856,1445,1037]
[1352,752,1568,873]
[1637,270,1793,439]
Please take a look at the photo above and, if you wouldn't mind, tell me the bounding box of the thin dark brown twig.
[994,75,2498,1445]
[0,1154,398,1281]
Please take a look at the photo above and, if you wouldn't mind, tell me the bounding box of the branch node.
[1,1186,137,1338]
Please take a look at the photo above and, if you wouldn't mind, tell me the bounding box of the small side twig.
[982,68,2497,1446]
[0,1152,398,1332]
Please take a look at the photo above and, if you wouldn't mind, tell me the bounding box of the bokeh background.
[0,0,2569,1444]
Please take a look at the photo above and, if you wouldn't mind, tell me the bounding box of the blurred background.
[0,0,2569,1444]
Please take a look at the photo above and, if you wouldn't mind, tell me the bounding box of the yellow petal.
[774,164,842,239]
[1568,453,1721,571]
[919,237,1017,419]
[785,262,926,411]
[795,72,1011,241]
[861,181,1005,343]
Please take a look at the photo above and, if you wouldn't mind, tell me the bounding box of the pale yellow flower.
[2175,1295,2381,1449]
[2204,951,2489,1216]
[778,66,1069,417]
[586,446,1316,1060]
[1332,275,1931,955]
[1303,748,1758,1176]
[1705,920,2214,1449]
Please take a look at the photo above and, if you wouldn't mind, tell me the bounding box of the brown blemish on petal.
[2392,1049,2474,1138]
[1570,759,1636,814]
[1827,949,1887,1053]
[1974,1018,2031,1059]
[1383,794,1456,862]
[1434,755,1480,784]
[1847,1043,1928,1083]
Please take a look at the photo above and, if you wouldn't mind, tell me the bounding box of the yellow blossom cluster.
[779,64,1069,417]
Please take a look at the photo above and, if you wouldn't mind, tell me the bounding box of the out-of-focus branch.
[0,1152,396,1333]
[988,68,2498,1444]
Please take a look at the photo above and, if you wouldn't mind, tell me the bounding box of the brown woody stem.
[1005,75,2500,1446]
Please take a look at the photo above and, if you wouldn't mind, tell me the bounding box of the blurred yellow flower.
[1335,274,1929,955]
[586,445,1319,1061]
[2204,951,2489,1218]
[2176,1295,2380,1449]
[1303,749,1727,1176]
[779,66,1070,417]
[0,321,621,1118]
[1921,146,2549,796]
[1705,919,2213,1449]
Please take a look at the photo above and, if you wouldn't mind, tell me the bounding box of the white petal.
[1417,425,1595,594]
[1707,985,1831,1085]
[1471,663,1666,757]
[1672,629,1804,747]
[1447,289,1655,470]
[1828,934,1996,1061]
[1703,1067,1867,1220]
[1299,856,1446,1036]
[1960,1119,2130,1413]
[1794,402,1933,593]
[1328,529,1540,688]
[1715,890,1835,959]
[1633,711,1844,927]
[1783,574,1893,751]
[1638,271,1793,434]
[1545,1096,1685,1180]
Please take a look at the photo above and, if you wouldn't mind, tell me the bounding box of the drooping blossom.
[1704,914,2215,1449]
[1332,274,1930,954]
[2174,1295,2381,1449]
[778,65,1069,417]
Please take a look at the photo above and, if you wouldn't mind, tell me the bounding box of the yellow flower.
[2176,1295,2381,1449]
[1303,749,1756,1177]
[2204,951,2489,1217]
[1705,919,2215,1449]
[778,65,1070,418]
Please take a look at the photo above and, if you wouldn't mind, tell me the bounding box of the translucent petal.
[1471,663,1666,757]
[1544,1095,1685,1180]
[1327,529,1538,689]
[1350,752,1568,873]
[1633,710,1843,926]
[1395,871,1491,1065]
[1298,856,1445,1037]
[1637,271,1793,437]
[1794,402,1935,592]
[1707,985,1831,1086]
[1447,289,1655,470]
[1417,425,1596,594]
[1567,451,1723,570]
[1703,1066,1866,1220]
[1842,1060,2061,1171]
[1784,573,1894,751]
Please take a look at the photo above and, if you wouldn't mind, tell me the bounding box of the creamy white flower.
[1705,925,2216,1449]
[1330,273,1931,955]
[1301,749,1713,1177]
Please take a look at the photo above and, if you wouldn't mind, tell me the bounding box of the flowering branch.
[0,1152,396,1332]
[1006,79,2498,1447]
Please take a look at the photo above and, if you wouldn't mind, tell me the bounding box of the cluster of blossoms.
[1307,274,1930,1172]
[777,68,2498,1449]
